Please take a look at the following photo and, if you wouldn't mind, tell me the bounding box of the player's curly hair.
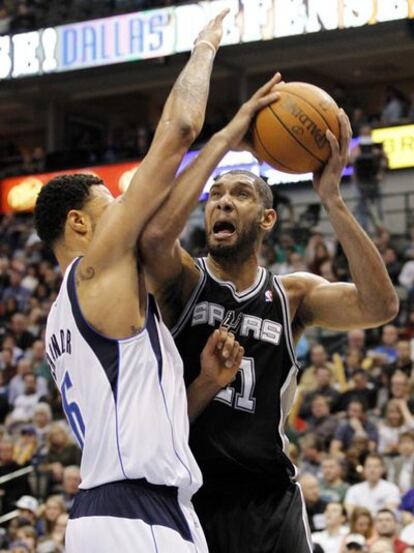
[34,173,104,248]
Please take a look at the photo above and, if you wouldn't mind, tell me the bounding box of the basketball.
[253,82,341,174]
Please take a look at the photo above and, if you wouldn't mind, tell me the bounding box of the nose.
[217,193,234,212]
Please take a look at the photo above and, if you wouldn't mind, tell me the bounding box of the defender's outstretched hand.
[194,9,230,52]
[312,109,352,205]
[200,328,244,389]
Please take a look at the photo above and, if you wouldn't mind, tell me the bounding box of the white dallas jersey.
[45,257,202,499]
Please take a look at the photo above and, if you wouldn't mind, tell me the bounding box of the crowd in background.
[0,203,412,552]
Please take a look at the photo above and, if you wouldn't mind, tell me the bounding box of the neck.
[326,524,341,535]
[55,244,86,274]
[206,252,259,291]
[367,479,380,488]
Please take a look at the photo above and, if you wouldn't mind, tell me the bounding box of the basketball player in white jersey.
[138,96,399,551]
[33,11,245,553]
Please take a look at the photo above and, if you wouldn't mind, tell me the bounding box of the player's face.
[205,174,263,261]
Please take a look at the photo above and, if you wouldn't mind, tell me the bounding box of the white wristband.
[193,40,217,55]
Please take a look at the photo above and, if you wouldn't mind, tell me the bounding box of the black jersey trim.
[272,276,301,371]
[200,257,267,303]
[171,260,207,338]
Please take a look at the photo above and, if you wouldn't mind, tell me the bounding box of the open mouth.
[213,220,236,238]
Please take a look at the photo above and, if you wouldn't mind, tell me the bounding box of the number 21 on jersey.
[215,357,256,413]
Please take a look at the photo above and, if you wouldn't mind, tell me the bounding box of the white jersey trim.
[296,482,315,553]
[200,257,267,303]
[272,275,301,371]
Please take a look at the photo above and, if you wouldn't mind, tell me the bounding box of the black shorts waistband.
[70,478,193,543]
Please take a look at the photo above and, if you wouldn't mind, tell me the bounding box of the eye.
[237,190,249,198]
[209,190,221,199]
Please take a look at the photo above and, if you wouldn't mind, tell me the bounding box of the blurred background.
[0,1,414,552]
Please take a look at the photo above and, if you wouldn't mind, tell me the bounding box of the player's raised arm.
[82,11,228,271]
[139,73,282,327]
[286,110,399,331]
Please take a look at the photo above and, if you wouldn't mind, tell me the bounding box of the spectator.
[372,326,399,365]
[2,272,31,313]
[30,341,51,384]
[312,502,348,553]
[0,438,31,513]
[387,432,414,493]
[336,369,377,412]
[32,403,52,452]
[8,359,33,406]
[344,454,400,516]
[331,400,379,455]
[348,507,375,544]
[9,314,36,352]
[37,495,66,539]
[298,472,327,532]
[320,456,350,503]
[0,345,17,385]
[388,372,414,414]
[299,366,340,418]
[299,344,336,392]
[0,371,10,423]
[13,426,38,466]
[299,433,324,477]
[304,395,339,449]
[381,87,408,125]
[378,400,414,456]
[41,425,81,491]
[15,495,39,527]
[60,465,80,511]
[15,525,37,553]
[8,373,42,424]
[373,509,411,553]
[386,341,413,378]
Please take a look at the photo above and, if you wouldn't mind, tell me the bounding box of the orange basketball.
[253,82,340,174]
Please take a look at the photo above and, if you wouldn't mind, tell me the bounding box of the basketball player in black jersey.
[139,85,399,552]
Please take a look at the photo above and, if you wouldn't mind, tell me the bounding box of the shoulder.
[280,271,324,296]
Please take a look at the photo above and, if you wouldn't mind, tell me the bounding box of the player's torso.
[173,258,300,481]
[45,257,201,497]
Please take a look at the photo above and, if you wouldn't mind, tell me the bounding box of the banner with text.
[1,0,413,80]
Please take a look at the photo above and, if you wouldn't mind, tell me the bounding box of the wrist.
[193,40,217,57]
[196,372,223,394]
[321,194,345,212]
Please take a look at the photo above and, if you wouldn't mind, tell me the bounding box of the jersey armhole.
[171,259,206,338]
[272,275,301,371]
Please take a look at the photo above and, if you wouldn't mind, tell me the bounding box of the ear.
[260,208,277,232]
[66,209,89,236]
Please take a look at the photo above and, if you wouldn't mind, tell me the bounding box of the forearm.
[187,375,222,423]
[142,131,230,247]
[158,43,216,140]
[324,196,398,320]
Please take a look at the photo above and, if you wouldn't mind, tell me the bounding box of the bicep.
[299,275,382,330]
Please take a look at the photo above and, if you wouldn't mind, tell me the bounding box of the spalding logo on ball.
[253,82,340,174]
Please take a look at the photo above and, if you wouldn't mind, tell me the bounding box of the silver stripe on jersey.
[200,258,267,303]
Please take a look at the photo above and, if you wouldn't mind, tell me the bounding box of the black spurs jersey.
[172,258,300,484]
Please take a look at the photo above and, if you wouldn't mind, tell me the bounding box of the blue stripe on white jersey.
[45,257,202,499]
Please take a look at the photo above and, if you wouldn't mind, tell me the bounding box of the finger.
[326,129,340,158]
[203,329,221,355]
[225,342,241,368]
[215,8,230,22]
[216,326,228,350]
[338,109,352,159]
[254,91,280,111]
[221,332,235,359]
[252,72,282,100]
[231,347,244,371]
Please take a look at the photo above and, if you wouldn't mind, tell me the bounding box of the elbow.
[368,291,400,325]
[164,116,203,147]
